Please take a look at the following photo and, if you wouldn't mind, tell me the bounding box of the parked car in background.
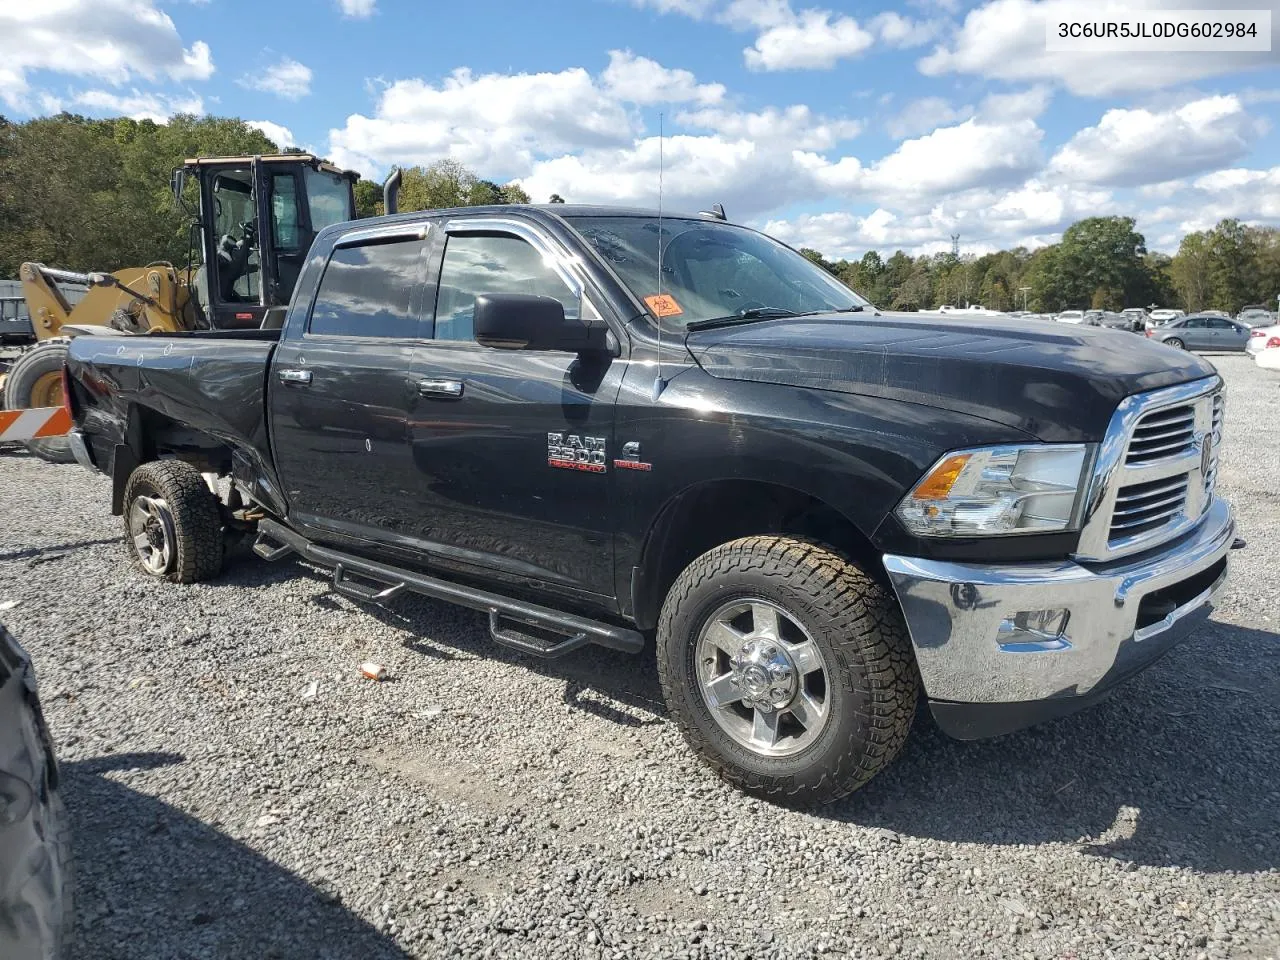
[1238,306,1275,328]
[1055,310,1085,324]
[1256,333,1280,369]
[1097,311,1137,331]
[1122,308,1148,331]
[1247,324,1280,356]
[0,623,72,960]
[1148,308,1185,324]
[1148,314,1252,352]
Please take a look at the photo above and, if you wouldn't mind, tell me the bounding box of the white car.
[1147,308,1185,329]
[1247,324,1280,356]
[1055,310,1085,324]
[1256,334,1280,370]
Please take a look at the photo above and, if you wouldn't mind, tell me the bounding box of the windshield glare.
[567,216,868,327]
[305,168,354,232]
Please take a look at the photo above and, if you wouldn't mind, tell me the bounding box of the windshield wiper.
[792,305,866,318]
[685,307,799,331]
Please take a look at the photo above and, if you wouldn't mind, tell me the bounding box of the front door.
[268,226,431,547]
[404,218,624,600]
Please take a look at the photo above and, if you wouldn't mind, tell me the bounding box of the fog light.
[996,608,1071,652]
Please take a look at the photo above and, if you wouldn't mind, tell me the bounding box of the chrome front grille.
[1076,377,1224,562]
[1109,474,1189,539]
[1125,404,1196,464]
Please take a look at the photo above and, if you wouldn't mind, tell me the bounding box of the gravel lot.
[1,353,1277,960]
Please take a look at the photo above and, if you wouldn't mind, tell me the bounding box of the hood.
[685,311,1216,442]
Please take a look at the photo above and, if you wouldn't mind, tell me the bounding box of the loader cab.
[177,155,358,329]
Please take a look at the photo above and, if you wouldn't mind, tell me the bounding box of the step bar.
[253,518,644,658]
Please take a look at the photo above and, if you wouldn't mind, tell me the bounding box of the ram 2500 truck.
[62,205,1238,803]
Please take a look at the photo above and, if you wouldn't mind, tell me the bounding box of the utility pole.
[951,234,960,257]
[1020,286,1031,312]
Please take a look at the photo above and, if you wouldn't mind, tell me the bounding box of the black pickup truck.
[63,205,1237,803]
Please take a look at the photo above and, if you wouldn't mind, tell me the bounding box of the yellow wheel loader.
[3,154,376,462]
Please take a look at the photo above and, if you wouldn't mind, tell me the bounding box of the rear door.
[403,216,625,600]
[1181,317,1209,349]
[268,222,433,545]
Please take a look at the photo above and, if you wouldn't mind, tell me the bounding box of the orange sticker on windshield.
[644,294,684,318]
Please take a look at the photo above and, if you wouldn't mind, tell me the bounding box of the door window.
[309,238,427,339]
[209,167,259,302]
[434,233,579,342]
[1185,317,1208,328]
[1208,318,1235,330]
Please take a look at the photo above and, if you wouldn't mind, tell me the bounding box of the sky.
[1,0,1278,259]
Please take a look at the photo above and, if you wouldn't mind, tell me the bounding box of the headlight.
[896,444,1091,537]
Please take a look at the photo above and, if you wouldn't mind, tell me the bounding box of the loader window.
[211,169,260,303]
[270,173,302,253]
[305,169,354,232]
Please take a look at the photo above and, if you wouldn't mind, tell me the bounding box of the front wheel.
[1165,337,1185,350]
[657,537,918,805]
[122,461,224,583]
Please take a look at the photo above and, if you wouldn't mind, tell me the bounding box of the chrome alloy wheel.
[129,495,176,576]
[694,599,831,757]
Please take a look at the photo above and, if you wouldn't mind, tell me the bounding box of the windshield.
[566,216,868,328]
[305,168,354,232]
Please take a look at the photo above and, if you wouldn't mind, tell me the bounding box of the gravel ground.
[1,353,1277,960]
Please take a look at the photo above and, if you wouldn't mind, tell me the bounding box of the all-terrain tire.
[657,536,918,805]
[122,460,224,583]
[2,341,73,463]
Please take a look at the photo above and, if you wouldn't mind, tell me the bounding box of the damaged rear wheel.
[122,461,223,583]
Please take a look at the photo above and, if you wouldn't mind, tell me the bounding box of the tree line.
[0,113,541,278]
[2,114,1276,316]
[801,215,1280,316]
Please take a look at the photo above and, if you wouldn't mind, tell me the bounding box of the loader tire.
[657,536,918,806]
[2,342,74,463]
[123,460,224,583]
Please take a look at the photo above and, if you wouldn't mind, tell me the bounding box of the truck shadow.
[833,620,1279,875]
[65,752,411,960]
[216,555,1275,874]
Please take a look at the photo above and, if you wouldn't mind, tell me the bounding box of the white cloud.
[241,57,312,100]
[246,120,296,149]
[978,85,1052,120]
[1048,95,1264,187]
[678,104,860,150]
[850,117,1044,202]
[868,11,941,48]
[601,50,724,105]
[0,0,214,110]
[886,96,970,139]
[516,134,817,217]
[920,0,1279,96]
[73,88,204,122]
[764,179,1112,259]
[745,9,874,70]
[630,0,718,15]
[336,0,376,17]
[328,66,636,177]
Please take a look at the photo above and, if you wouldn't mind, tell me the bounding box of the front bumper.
[883,496,1235,739]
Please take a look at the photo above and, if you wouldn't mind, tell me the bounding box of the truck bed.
[67,331,279,503]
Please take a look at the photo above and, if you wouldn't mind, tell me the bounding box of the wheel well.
[127,404,233,474]
[632,479,881,630]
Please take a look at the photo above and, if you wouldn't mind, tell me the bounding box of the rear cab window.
[309,237,429,339]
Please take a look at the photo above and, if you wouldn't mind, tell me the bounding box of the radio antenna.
[652,112,667,402]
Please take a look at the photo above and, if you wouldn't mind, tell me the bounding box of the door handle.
[279,369,312,385]
[417,378,464,399]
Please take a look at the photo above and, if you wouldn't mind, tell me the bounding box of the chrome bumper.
[67,428,95,472]
[883,496,1235,708]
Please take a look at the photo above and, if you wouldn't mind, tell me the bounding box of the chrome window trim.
[1075,375,1222,562]
[334,222,430,248]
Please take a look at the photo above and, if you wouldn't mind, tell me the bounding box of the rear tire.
[657,536,918,805]
[122,461,224,583]
[1165,337,1185,350]
[2,342,73,463]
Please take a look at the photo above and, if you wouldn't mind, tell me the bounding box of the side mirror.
[473,294,609,354]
